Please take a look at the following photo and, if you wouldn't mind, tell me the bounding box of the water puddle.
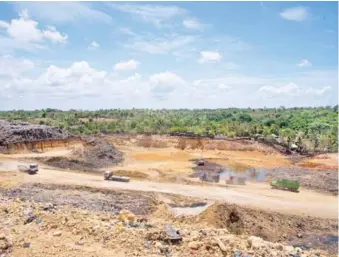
[219,168,268,182]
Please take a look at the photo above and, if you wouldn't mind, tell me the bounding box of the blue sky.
[0,1,337,110]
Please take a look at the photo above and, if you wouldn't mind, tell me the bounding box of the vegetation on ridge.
[0,106,337,152]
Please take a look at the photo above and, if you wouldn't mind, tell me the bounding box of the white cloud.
[193,75,268,89]
[114,59,139,72]
[183,18,207,30]
[126,35,196,54]
[199,51,222,63]
[259,82,300,95]
[3,10,43,42]
[297,59,312,67]
[280,7,309,21]
[0,36,45,54]
[149,72,185,87]
[109,3,186,26]
[0,10,68,45]
[306,86,331,95]
[259,83,332,97]
[14,2,112,24]
[0,21,9,29]
[88,41,100,50]
[0,61,146,102]
[0,55,35,78]
[217,84,231,91]
[1,57,336,109]
[2,61,108,98]
[120,73,142,83]
[43,26,68,44]
[149,72,185,99]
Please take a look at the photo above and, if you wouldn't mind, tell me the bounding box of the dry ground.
[0,183,337,257]
[0,160,337,219]
[0,135,338,256]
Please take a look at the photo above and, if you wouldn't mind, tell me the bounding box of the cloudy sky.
[0,1,337,110]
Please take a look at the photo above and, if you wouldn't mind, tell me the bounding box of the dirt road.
[2,158,336,219]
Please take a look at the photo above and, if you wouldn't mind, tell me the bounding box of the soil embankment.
[0,119,72,145]
[0,120,74,153]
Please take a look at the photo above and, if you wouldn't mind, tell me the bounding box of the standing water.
[219,167,268,182]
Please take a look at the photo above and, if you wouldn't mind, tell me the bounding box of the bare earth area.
[0,183,337,257]
[0,133,338,256]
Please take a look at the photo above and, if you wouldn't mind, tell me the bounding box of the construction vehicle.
[104,171,130,182]
[198,158,204,166]
[198,151,204,166]
[18,163,38,175]
[270,179,300,192]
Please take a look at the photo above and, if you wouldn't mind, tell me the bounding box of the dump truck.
[18,163,38,175]
[270,179,300,192]
[104,171,130,182]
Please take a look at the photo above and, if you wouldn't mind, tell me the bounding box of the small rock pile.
[41,138,123,171]
[0,198,333,257]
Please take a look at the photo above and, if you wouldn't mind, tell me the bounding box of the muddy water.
[219,168,268,182]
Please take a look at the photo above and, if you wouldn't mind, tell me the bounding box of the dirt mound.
[113,170,149,179]
[197,203,245,235]
[196,202,338,253]
[41,138,123,171]
[0,119,72,145]
[150,203,175,221]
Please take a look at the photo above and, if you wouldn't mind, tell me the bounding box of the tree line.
[0,106,337,152]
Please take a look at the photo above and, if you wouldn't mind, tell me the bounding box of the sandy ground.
[0,136,337,219]
[297,153,338,171]
[0,158,337,219]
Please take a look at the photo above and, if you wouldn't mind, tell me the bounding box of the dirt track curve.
[1,158,335,219]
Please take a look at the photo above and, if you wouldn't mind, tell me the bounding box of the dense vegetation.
[0,106,338,152]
